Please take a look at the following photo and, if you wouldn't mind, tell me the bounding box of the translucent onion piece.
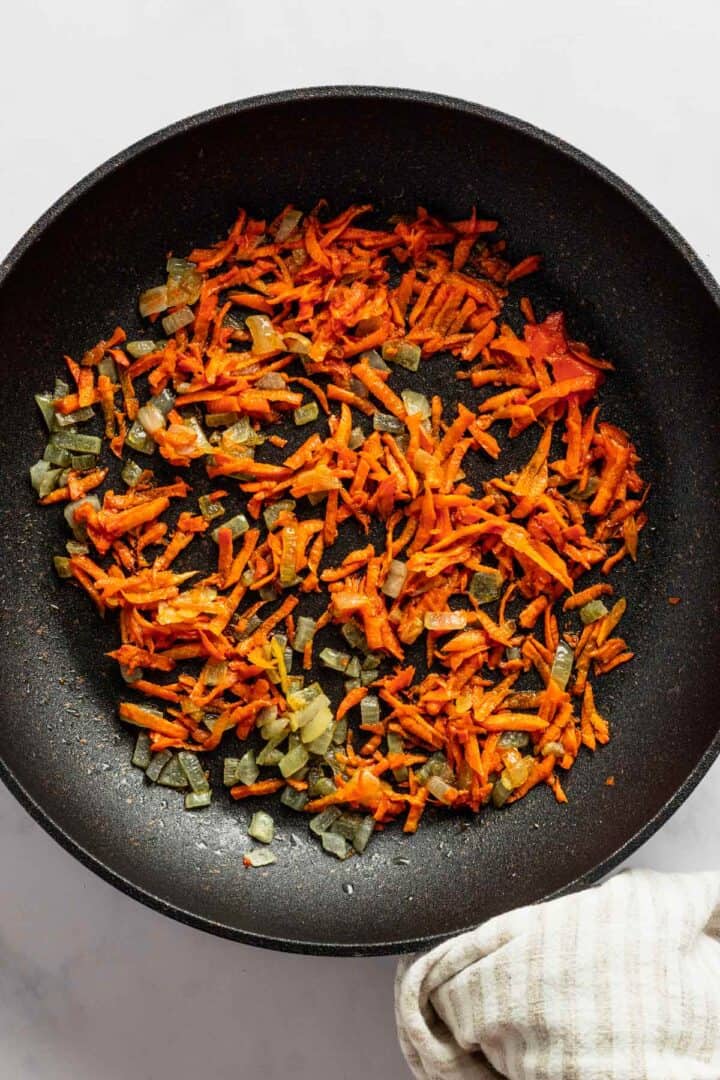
[469,569,503,604]
[382,559,407,598]
[373,411,405,434]
[293,402,319,426]
[274,209,303,242]
[362,349,390,372]
[162,305,195,336]
[278,743,310,778]
[151,388,176,416]
[64,494,101,540]
[401,389,431,418]
[292,615,316,652]
[423,611,467,632]
[246,314,284,354]
[125,340,158,359]
[125,420,156,455]
[384,341,422,371]
[137,402,165,437]
[319,647,351,672]
[427,775,454,802]
[360,695,380,726]
[300,705,333,745]
[244,848,277,867]
[580,599,609,625]
[283,331,311,354]
[263,500,296,530]
[550,640,574,690]
[247,811,275,844]
[257,372,286,390]
[139,285,168,317]
[184,790,212,809]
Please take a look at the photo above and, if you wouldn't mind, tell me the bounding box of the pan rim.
[2,84,719,956]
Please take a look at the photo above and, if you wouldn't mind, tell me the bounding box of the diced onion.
[383,341,422,371]
[287,681,321,708]
[352,816,375,853]
[300,704,333,745]
[125,340,158,359]
[64,494,101,540]
[30,460,60,497]
[184,790,212,809]
[373,412,405,434]
[321,831,349,859]
[423,611,467,632]
[349,376,370,399]
[162,305,195,336]
[362,349,390,372]
[202,660,228,686]
[236,750,259,786]
[283,331,311,354]
[244,848,276,867]
[166,262,202,306]
[580,599,609,625]
[292,693,332,732]
[224,416,253,446]
[279,743,310,778]
[274,209,303,242]
[198,495,224,521]
[125,420,155,455]
[401,389,431,418]
[360,695,380,726]
[382,559,407,598]
[139,285,168,317]
[503,756,533,788]
[293,402,319,426]
[205,411,239,428]
[257,372,286,390]
[183,415,212,454]
[550,641,574,690]
[151,388,176,416]
[498,730,530,749]
[247,811,275,844]
[263,500,296,530]
[246,314,284,354]
[177,751,210,794]
[348,426,365,450]
[137,402,165,437]
[319,647,351,672]
[427,775,454,802]
[346,656,361,679]
[211,513,249,542]
[292,616,316,652]
[469,569,503,604]
[97,354,118,381]
[310,808,342,835]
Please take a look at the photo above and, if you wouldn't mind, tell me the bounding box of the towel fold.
[395,870,720,1080]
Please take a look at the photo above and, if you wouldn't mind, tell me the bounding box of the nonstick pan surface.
[1,87,719,955]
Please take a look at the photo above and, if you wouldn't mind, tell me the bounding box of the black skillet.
[1,87,719,955]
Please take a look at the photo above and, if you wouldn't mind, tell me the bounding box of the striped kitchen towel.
[395,870,720,1079]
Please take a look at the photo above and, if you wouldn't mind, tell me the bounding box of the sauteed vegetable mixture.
[31,203,647,862]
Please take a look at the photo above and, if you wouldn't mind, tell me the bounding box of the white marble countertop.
[2,2,720,1077]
